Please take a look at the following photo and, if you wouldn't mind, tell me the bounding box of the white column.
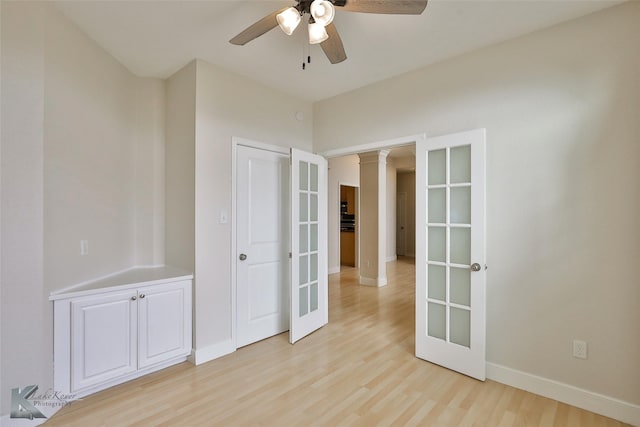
[358,150,389,287]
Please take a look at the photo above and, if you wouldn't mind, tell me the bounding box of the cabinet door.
[138,280,192,369]
[71,290,138,392]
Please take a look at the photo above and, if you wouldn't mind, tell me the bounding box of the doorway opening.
[326,143,417,282]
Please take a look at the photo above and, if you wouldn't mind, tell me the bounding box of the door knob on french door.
[470,263,481,272]
[239,253,247,261]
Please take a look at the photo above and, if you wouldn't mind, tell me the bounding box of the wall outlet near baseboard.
[573,339,588,359]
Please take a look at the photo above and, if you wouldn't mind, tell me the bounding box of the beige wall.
[165,59,313,360]
[43,6,166,292]
[165,61,196,273]
[314,2,640,404]
[134,77,166,266]
[1,2,166,414]
[1,2,47,415]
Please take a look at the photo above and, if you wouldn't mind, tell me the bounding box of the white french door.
[415,129,486,380]
[290,148,328,343]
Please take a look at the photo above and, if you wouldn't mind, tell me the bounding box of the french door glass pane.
[299,286,308,316]
[450,228,470,265]
[450,145,471,183]
[428,149,446,185]
[299,255,308,285]
[450,267,471,306]
[300,193,308,221]
[299,161,308,190]
[310,254,318,282]
[428,265,446,302]
[450,307,470,347]
[428,188,446,223]
[310,224,318,251]
[450,187,471,224]
[299,224,308,253]
[310,194,318,222]
[310,283,318,312]
[428,227,446,262]
[310,163,318,192]
[428,302,446,340]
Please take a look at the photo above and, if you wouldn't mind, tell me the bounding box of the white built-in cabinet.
[51,266,193,397]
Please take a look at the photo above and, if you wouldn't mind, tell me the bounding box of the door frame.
[231,133,445,350]
[231,137,290,350]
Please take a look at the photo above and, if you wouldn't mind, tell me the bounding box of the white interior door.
[415,129,486,380]
[290,148,328,343]
[236,145,290,348]
[397,192,407,256]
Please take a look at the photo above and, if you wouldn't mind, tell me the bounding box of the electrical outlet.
[80,240,89,256]
[573,339,587,359]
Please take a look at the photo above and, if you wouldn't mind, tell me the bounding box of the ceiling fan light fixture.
[310,0,335,27]
[276,7,301,35]
[308,21,329,44]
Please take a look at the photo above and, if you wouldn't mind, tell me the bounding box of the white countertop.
[49,265,193,300]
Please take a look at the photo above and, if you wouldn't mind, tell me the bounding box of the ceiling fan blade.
[229,7,288,45]
[320,23,347,64]
[340,0,428,15]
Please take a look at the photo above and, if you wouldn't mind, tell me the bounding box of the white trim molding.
[321,133,426,159]
[188,339,235,366]
[486,362,640,426]
[359,276,387,287]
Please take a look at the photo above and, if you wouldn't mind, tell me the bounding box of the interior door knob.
[470,263,481,272]
[239,253,247,261]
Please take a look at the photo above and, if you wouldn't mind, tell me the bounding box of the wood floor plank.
[45,258,630,426]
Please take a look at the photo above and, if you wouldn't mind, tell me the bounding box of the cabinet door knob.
[139,294,145,299]
[131,296,137,301]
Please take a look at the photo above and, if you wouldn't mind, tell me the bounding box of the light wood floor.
[47,258,628,426]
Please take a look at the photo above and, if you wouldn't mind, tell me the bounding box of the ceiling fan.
[229,0,428,65]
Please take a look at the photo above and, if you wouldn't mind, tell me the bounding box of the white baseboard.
[359,276,387,287]
[386,255,397,262]
[486,362,640,426]
[188,339,235,365]
[328,266,341,275]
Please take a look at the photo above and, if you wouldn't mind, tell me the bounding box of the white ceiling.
[53,0,622,102]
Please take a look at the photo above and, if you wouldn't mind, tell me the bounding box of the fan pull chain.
[302,40,306,70]
[302,42,312,70]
